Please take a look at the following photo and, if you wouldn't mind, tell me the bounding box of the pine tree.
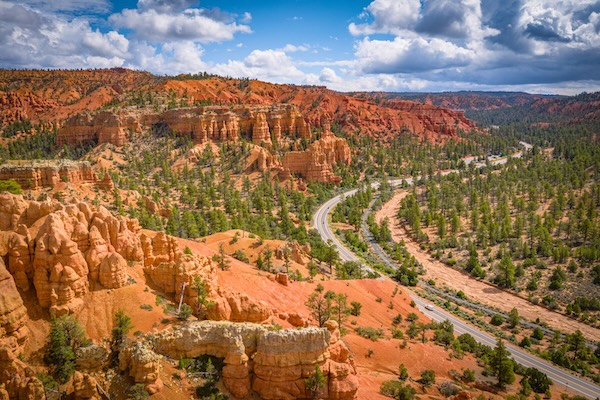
[490,339,515,388]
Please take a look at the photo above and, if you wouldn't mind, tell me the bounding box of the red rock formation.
[252,112,271,144]
[0,160,100,190]
[56,111,141,146]
[57,104,311,147]
[0,194,142,316]
[149,320,358,399]
[382,100,476,138]
[0,258,28,353]
[282,123,351,183]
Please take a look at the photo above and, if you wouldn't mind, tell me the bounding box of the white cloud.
[109,8,251,43]
[211,49,306,83]
[349,0,421,36]
[355,36,474,74]
[15,0,111,14]
[0,2,129,68]
[319,67,341,83]
[280,44,309,52]
[241,12,252,23]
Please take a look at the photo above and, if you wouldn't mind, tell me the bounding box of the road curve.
[312,145,600,399]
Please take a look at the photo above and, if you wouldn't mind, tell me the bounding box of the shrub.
[140,304,153,311]
[178,303,193,320]
[380,381,416,400]
[391,329,404,339]
[420,369,436,386]
[355,326,385,341]
[350,301,362,316]
[462,368,476,382]
[439,381,460,397]
[0,179,22,194]
[128,384,149,400]
[490,314,504,326]
[532,327,544,340]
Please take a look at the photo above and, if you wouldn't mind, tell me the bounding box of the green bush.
[419,369,436,386]
[490,314,504,326]
[355,326,385,341]
[0,179,22,194]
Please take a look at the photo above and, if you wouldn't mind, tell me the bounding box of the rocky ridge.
[57,106,350,183]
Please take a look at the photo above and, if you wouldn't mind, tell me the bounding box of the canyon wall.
[57,104,310,147]
[0,160,103,190]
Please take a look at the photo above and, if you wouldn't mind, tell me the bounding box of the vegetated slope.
[0,68,159,125]
[0,68,476,142]
[368,91,552,111]
[369,91,600,126]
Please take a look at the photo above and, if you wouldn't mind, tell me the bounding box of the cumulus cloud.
[355,36,475,74]
[280,44,309,52]
[349,0,421,36]
[109,7,251,43]
[348,0,600,87]
[0,1,127,68]
[212,49,306,83]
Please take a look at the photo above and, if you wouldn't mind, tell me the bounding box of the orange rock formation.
[0,160,101,190]
[139,319,358,399]
[282,123,351,183]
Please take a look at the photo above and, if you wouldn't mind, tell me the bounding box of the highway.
[312,143,600,399]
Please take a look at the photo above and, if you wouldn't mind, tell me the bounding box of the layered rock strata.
[0,160,100,190]
[281,123,351,183]
[57,104,310,147]
[132,320,358,399]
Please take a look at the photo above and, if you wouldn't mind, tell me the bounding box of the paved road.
[312,143,600,399]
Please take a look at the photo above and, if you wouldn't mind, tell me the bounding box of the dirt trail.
[375,191,600,342]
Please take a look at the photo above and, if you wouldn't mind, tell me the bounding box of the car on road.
[425,304,435,311]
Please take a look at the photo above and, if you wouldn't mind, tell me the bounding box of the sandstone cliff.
[57,104,310,148]
[124,320,358,399]
[0,160,102,190]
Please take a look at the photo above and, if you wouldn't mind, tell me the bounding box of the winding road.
[312,143,600,399]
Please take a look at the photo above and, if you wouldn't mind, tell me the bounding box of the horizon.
[1,1,600,96]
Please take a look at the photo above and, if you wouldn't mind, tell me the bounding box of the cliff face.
[57,104,346,182]
[0,160,102,190]
[57,104,311,147]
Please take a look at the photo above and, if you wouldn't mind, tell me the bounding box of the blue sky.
[1,0,600,94]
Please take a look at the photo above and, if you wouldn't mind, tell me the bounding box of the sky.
[1,0,600,95]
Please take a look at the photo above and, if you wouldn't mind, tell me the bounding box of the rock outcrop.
[119,341,163,394]
[57,104,311,148]
[0,160,100,190]
[144,320,358,399]
[55,111,141,147]
[0,346,46,400]
[141,232,271,323]
[0,259,28,353]
[0,194,143,317]
[282,123,351,183]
